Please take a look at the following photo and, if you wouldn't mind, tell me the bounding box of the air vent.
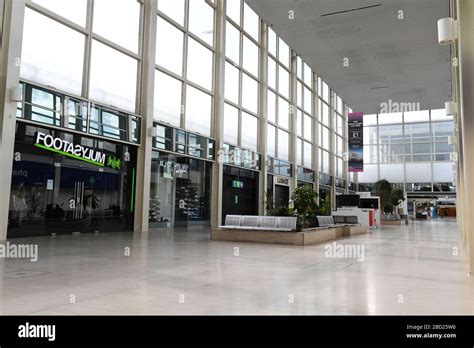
[321,4,382,17]
[370,86,389,90]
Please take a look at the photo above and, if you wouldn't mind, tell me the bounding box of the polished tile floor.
[0,219,472,315]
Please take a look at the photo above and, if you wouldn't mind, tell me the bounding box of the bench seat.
[221,215,297,231]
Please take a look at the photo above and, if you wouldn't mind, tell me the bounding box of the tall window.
[223,0,260,151]
[267,28,291,161]
[22,0,142,112]
[155,0,216,137]
[334,93,346,179]
[21,7,86,96]
[296,56,314,169]
[317,77,332,174]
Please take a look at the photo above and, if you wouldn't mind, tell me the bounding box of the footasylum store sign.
[34,132,120,169]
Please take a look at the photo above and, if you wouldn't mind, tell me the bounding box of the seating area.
[331,215,359,225]
[211,214,367,246]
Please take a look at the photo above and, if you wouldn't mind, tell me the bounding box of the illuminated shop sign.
[232,180,244,188]
[34,132,121,169]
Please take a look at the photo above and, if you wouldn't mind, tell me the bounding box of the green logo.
[107,156,122,170]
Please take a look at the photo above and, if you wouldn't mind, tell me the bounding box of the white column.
[289,52,298,193]
[457,0,474,274]
[0,0,26,241]
[133,0,157,233]
[258,21,268,215]
[210,0,225,227]
[313,74,320,199]
[329,91,336,210]
[451,0,465,249]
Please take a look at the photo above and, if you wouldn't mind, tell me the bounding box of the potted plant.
[375,179,393,214]
[290,186,318,229]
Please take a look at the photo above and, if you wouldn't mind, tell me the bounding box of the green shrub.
[269,204,294,217]
[290,186,318,229]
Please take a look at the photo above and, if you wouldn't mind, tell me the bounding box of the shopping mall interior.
[0,0,473,315]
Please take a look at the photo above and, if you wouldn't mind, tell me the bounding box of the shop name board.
[276,177,290,186]
[34,132,120,169]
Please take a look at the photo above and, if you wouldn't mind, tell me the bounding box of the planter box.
[381,220,402,225]
[211,225,368,246]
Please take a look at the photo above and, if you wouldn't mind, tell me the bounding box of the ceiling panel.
[245,0,452,115]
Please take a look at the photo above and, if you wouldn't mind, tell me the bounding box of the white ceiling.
[245,0,452,115]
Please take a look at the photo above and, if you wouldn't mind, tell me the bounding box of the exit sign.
[232,180,244,189]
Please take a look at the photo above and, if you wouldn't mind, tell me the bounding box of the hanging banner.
[348,112,364,172]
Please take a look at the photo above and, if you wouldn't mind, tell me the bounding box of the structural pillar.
[457,0,474,274]
[258,21,269,215]
[313,73,320,201]
[133,0,157,234]
[0,0,26,241]
[210,0,225,228]
[289,51,298,194]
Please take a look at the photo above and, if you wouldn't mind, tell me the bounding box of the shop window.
[67,98,88,132]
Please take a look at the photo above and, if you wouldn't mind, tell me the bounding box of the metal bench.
[220,215,297,232]
[333,215,359,224]
[317,215,336,227]
[317,215,359,228]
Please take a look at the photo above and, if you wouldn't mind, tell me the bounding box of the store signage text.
[107,156,122,170]
[276,177,290,186]
[34,132,120,169]
[174,163,189,179]
[348,112,364,173]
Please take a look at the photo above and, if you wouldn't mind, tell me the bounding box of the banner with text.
[348,112,364,172]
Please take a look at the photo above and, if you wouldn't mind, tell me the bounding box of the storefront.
[267,158,292,209]
[149,152,211,228]
[222,165,259,223]
[8,122,137,237]
[148,123,214,228]
[319,172,333,214]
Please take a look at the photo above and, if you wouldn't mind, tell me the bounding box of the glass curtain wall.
[223,0,260,151]
[266,28,291,162]
[155,0,216,137]
[334,93,346,185]
[358,110,455,192]
[22,0,142,112]
[318,78,332,176]
[295,56,314,171]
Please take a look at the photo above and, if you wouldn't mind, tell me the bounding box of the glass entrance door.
[274,184,290,208]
